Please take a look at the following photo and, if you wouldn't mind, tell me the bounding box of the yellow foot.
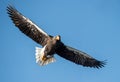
[42,55,47,61]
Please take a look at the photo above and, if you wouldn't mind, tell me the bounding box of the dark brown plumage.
[7,5,49,46]
[7,5,105,68]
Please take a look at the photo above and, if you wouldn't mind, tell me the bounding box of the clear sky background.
[0,0,120,82]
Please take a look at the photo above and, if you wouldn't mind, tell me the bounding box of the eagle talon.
[42,55,47,61]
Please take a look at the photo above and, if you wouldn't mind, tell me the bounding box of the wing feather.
[7,5,50,46]
[56,42,105,68]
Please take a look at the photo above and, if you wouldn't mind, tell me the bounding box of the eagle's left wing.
[56,42,105,68]
[7,5,51,46]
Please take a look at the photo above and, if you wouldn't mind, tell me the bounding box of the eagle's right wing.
[7,5,51,46]
[56,42,105,68]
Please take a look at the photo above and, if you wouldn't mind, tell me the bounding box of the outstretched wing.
[7,5,50,46]
[56,42,105,68]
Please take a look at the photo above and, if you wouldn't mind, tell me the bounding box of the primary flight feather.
[7,5,105,68]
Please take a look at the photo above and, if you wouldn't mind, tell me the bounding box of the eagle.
[7,5,105,68]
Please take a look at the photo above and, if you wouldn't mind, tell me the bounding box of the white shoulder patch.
[27,18,48,36]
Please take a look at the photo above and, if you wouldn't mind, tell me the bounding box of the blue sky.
[0,0,120,82]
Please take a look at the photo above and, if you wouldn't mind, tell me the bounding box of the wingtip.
[7,5,13,14]
[94,60,106,69]
[7,4,13,10]
[85,60,106,69]
[6,4,17,13]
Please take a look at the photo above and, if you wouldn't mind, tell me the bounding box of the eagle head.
[54,35,61,41]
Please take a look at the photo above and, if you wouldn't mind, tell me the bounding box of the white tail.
[35,46,56,66]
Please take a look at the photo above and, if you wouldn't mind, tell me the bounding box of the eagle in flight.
[7,5,105,68]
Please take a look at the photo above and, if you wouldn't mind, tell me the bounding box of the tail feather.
[38,57,56,66]
[35,47,56,66]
